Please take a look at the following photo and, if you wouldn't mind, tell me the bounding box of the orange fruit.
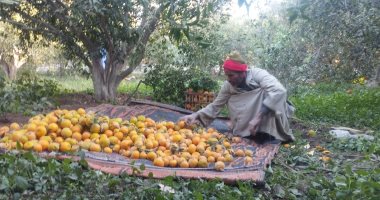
[131,150,140,159]
[147,151,157,161]
[215,161,225,171]
[114,131,124,140]
[172,134,182,143]
[47,115,58,124]
[224,154,234,162]
[145,140,154,149]
[139,151,147,159]
[77,108,86,115]
[130,116,138,124]
[192,136,201,145]
[33,143,43,152]
[244,156,253,165]
[90,123,101,133]
[48,142,60,152]
[27,123,37,132]
[235,149,245,157]
[10,123,20,130]
[166,121,175,129]
[177,120,186,129]
[109,136,120,145]
[71,124,82,133]
[217,156,225,162]
[60,119,72,128]
[188,158,198,168]
[153,157,165,167]
[244,150,253,157]
[187,144,197,154]
[39,140,49,151]
[89,143,101,152]
[103,147,113,154]
[36,125,47,139]
[179,160,189,168]
[82,131,91,140]
[60,141,72,152]
[112,144,121,153]
[120,126,129,134]
[26,132,37,141]
[61,127,72,138]
[169,159,177,167]
[23,141,36,150]
[223,141,231,148]
[103,130,113,137]
[55,136,64,143]
[120,140,132,150]
[72,132,82,142]
[48,123,59,133]
[198,158,208,168]
[207,156,216,163]
[99,137,110,148]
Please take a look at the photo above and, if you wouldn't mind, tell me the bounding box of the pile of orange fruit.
[0,108,254,171]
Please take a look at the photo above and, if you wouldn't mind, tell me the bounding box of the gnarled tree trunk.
[0,46,26,80]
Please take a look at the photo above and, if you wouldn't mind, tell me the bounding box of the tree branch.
[116,3,170,84]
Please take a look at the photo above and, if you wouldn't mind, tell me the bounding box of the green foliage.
[266,132,380,200]
[188,73,219,92]
[0,0,227,101]
[0,151,257,199]
[143,65,190,106]
[144,65,218,106]
[0,73,60,115]
[291,86,380,130]
[328,137,380,155]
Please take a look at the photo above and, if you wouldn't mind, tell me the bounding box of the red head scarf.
[223,59,247,72]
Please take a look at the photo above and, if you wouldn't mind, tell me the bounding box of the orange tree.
[0,0,227,101]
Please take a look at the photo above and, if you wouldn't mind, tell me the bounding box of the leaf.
[273,184,285,198]
[139,164,145,171]
[14,176,29,191]
[68,173,78,180]
[0,176,10,191]
[355,169,369,176]
[289,188,302,196]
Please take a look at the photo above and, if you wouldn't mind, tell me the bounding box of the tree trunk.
[90,58,126,102]
[0,60,17,80]
[10,46,26,80]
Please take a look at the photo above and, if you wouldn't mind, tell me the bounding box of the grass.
[42,74,154,98]
[291,84,380,130]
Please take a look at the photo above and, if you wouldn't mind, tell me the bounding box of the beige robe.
[196,68,295,141]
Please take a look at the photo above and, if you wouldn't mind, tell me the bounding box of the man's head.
[223,52,247,87]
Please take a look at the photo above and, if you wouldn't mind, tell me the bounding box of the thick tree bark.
[0,59,19,80]
[91,58,131,101]
[0,46,26,80]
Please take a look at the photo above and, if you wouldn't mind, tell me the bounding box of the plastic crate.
[184,90,215,111]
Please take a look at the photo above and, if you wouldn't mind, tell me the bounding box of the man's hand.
[178,113,199,125]
[249,112,264,136]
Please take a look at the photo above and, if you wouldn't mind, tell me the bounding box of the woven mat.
[80,102,281,184]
